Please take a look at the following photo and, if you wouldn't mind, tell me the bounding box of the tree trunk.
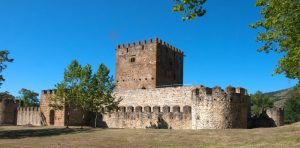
[66,104,70,128]
[81,111,85,129]
[66,110,70,128]
[94,112,98,128]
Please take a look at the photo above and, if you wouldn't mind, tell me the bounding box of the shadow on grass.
[0,127,94,139]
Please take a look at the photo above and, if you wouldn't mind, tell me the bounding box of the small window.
[130,57,135,63]
[126,48,129,53]
[142,45,145,50]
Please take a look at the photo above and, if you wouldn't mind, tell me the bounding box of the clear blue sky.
[0,0,297,97]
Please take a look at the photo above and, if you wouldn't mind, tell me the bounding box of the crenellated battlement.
[42,89,56,95]
[17,106,42,126]
[116,37,184,55]
[116,105,191,114]
[17,107,40,111]
[103,105,191,129]
[192,86,249,103]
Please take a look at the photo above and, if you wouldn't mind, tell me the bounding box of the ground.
[0,123,300,148]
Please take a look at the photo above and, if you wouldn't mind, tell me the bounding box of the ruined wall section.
[115,39,157,90]
[265,107,284,126]
[40,90,65,126]
[0,99,19,124]
[156,40,184,87]
[192,86,249,129]
[102,105,191,129]
[17,107,42,126]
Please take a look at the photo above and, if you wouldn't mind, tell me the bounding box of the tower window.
[130,57,135,63]
[126,48,129,53]
[142,45,145,50]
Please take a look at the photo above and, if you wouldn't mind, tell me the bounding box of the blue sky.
[0,0,297,96]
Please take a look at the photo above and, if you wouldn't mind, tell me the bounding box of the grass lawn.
[0,122,300,148]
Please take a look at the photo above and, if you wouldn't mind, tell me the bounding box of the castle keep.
[115,38,183,90]
[0,37,284,129]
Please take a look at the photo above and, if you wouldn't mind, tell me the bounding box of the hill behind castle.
[264,87,300,107]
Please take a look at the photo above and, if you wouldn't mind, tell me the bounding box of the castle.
[0,37,284,129]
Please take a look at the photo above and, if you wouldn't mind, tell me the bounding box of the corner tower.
[115,37,184,90]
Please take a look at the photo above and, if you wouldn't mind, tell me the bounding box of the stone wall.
[192,86,249,129]
[17,107,42,126]
[156,40,183,87]
[0,99,19,125]
[115,86,199,110]
[114,85,250,129]
[102,105,191,129]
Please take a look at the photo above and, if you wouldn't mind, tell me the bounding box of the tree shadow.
[0,127,94,139]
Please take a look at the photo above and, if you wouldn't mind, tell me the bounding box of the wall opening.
[130,57,135,63]
[50,110,55,125]
[195,88,200,96]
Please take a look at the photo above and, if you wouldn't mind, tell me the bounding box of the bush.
[251,91,274,117]
[284,93,300,124]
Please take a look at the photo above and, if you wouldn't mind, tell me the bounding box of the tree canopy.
[17,88,39,107]
[53,60,119,128]
[172,0,206,20]
[0,50,13,87]
[284,92,300,124]
[0,91,15,102]
[251,0,300,84]
[251,91,274,116]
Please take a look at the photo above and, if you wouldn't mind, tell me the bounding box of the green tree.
[17,88,39,107]
[76,64,92,128]
[0,50,14,87]
[172,0,206,20]
[251,91,274,116]
[0,91,15,102]
[52,60,84,128]
[284,92,300,124]
[251,0,300,84]
[86,64,119,128]
[53,60,119,128]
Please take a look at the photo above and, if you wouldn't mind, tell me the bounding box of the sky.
[0,0,297,97]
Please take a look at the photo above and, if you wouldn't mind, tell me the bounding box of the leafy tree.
[86,64,119,128]
[251,91,274,116]
[52,60,84,128]
[284,92,300,124]
[172,0,206,20]
[0,50,14,87]
[53,60,119,128]
[17,88,39,107]
[75,64,92,128]
[0,91,15,102]
[251,0,300,84]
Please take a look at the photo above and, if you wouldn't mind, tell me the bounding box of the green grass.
[0,122,300,148]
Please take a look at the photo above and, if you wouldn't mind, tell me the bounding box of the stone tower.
[115,38,184,90]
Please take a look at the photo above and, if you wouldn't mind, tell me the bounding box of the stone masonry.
[5,37,283,129]
[115,38,183,90]
[0,99,19,125]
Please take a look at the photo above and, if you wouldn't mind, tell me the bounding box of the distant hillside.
[264,87,300,107]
